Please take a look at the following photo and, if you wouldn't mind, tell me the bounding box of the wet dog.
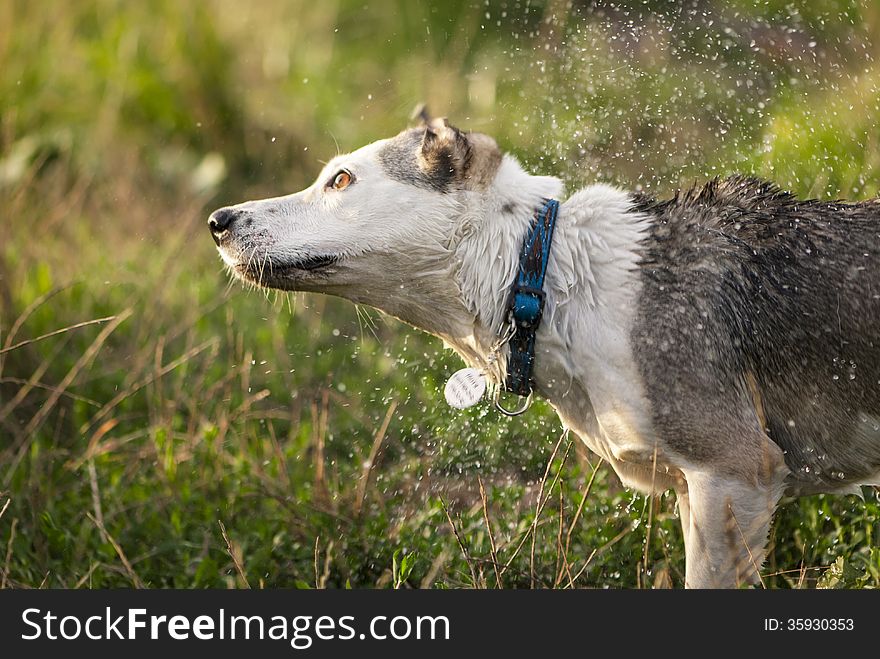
[209,116,880,587]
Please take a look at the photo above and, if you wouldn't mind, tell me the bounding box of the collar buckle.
[510,285,546,330]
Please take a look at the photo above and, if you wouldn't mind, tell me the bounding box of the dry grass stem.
[218,519,251,589]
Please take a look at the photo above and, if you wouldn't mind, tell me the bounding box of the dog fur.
[209,118,880,588]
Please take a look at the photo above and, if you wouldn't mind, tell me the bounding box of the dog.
[208,115,880,588]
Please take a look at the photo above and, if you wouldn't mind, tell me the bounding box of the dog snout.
[207,207,241,245]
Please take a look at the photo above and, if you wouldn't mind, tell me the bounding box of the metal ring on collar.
[494,388,533,416]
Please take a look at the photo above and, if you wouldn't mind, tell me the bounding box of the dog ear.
[419,118,471,183]
[411,103,432,126]
[418,118,501,191]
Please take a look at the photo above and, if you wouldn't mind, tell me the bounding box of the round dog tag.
[444,368,487,409]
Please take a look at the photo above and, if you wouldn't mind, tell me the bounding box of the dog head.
[208,117,503,314]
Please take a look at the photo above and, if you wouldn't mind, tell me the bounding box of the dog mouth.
[231,252,340,288]
[276,254,339,272]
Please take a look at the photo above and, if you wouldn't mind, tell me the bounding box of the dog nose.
[208,207,239,244]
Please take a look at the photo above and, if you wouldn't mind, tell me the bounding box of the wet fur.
[631,177,880,494]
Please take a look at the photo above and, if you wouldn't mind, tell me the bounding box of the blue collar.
[497,198,559,415]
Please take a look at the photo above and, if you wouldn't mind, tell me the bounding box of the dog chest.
[537,337,676,492]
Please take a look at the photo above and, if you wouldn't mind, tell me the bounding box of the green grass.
[1,0,879,589]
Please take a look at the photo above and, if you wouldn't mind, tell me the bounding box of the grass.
[1,0,879,589]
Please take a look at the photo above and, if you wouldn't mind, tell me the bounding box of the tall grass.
[1,0,878,588]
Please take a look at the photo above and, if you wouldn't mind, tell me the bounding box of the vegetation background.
[1,0,879,589]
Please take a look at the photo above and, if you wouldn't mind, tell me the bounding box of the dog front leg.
[675,488,690,551]
[680,469,784,588]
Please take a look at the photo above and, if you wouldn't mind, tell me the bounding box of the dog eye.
[328,170,353,191]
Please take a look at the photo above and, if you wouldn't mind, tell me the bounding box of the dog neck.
[376,154,647,405]
[444,159,649,399]
[438,156,564,382]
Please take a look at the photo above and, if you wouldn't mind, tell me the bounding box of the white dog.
[209,116,880,588]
